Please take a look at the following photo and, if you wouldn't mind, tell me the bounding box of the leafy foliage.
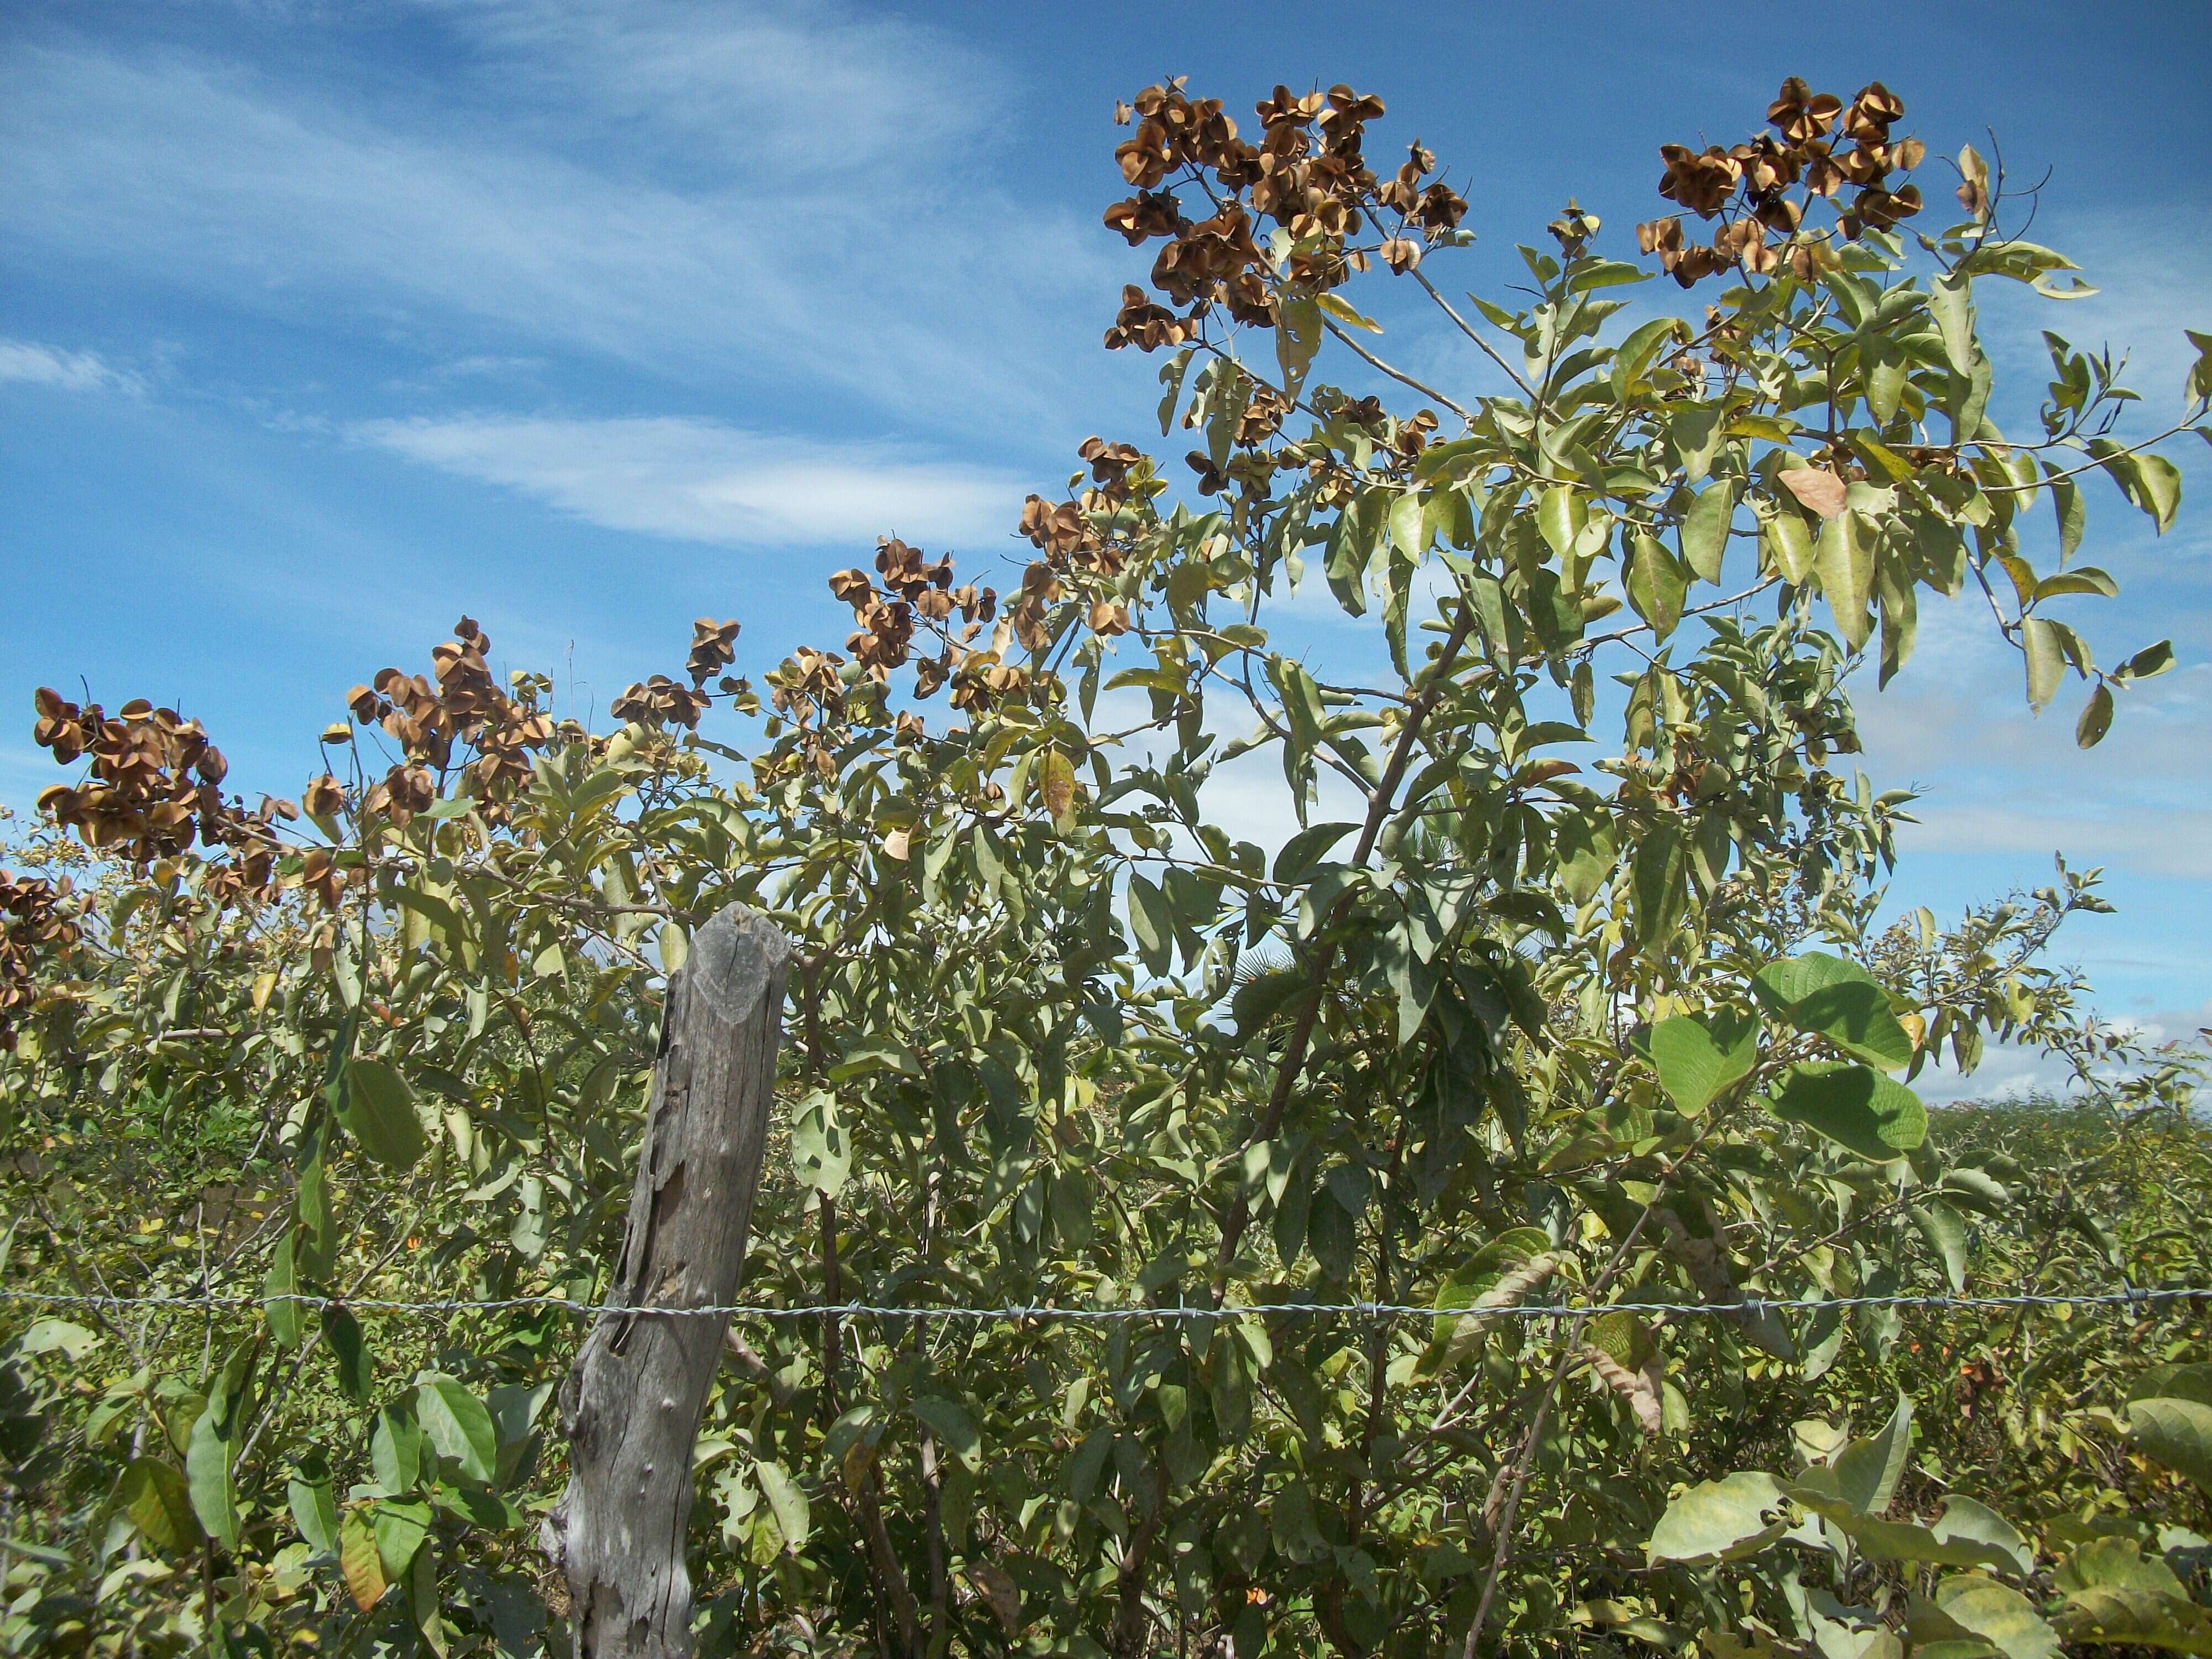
[3,66,2211,1659]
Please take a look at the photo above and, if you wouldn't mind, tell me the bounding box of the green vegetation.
[4,68,2210,1659]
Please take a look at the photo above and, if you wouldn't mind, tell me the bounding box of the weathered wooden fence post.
[542,904,790,1659]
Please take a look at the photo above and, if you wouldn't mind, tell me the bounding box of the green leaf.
[1627,535,1687,643]
[185,1342,254,1551]
[1679,481,1735,584]
[373,1498,431,1583]
[1067,1427,1113,1502]
[1612,316,1689,399]
[1540,485,1585,560]
[1928,1498,2036,1578]
[1815,512,1874,650]
[373,1402,424,1494]
[2128,1396,2212,1496]
[2076,682,2114,749]
[1567,258,1650,292]
[1930,276,1976,377]
[2054,1586,2212,1654]
[1789,1494,2033,1577]
[2138,453,2183,533]
[1645,1010,1758,1115]
[17,1318,98,1360]
[1751,952,1913,1069]
[1128,873,1173,977]
[1389,490,1426,559]
[264,1233,302,1349]
[2032,566,2117,601]
[114,1458,203,1557]
[1935,1574,2060,1659]
[288,1459,340,1556]
[1316,290,1382,332]
[1668,404,1724,482]
[2188,328,2212,404]
[1268,654,1327,804]
[2022,617,2065,712]
[2115,639,2174,682]
[1645,1471,1791,1564]
[1834,1393,1913,1513]
[2050,472,2085,562]
[1274,822,1358,886]
[2057,1536,2188,1599]
[340,1057,428,1171]
[1766,1063,1927,1162]
[1913,1198,1970,1292]
[416,1375,498,1485]
[791,1091,852,1198]
[325,1306,372,1402]
[755,1459,811,1551]
[1764,505,1816,584]
[1276,293,1322,400]
[912,1396,983,1474]
[1631,820,1687,951]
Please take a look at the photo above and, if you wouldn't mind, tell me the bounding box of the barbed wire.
[3,1285,2208,1324]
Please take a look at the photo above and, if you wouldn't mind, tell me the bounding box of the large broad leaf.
[1913,1198,1970,1291]
[1645,1010,1759,1115]
[264,1232,303,1349]
[2130,1364,2212,1410]
[372,1498,432,1582]
[1789,1493,2032,1576]
[1934,1574,2061,1659]
[185,1341,255,1550]
[2055,1588,2212,1654]
[1128,874,1173,977]
[340,1057,428,1170]
[1766,1063,1927,1162]
[416,1374,499,1485]
[912,1395,983,1473]
[2128,1396,2212,1496]
[2057,1537,2188,1599]
[18,1318,100,1359]
[288,1457,341,1556]
[114,1457,203,1556]
[1751,952,1913,1069]
[1834,1392,1913,1514]
[790,1091,852,1199]
[1646,1471,1791,1564]
[755,1459,811,1551]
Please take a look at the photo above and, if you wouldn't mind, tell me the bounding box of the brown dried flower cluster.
[1101,79,1465,351]
[347,618,555,824]
[763,647,854,781]
[0,869,83,1051]
[33,690,293,886]
[829,539,995,686]
[1637,78,1924,286]
[611,676,713,731]
[610,617,747,733]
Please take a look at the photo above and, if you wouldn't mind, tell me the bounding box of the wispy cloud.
[0,7,1118,442]
[0,337,142,395]
[353,414,1027,551]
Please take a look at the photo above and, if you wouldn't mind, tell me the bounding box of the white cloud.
[0,11,1117,440]
[0,337,141,395]
[352,414,1026,550]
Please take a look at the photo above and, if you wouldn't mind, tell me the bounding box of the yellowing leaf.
[340,1509,388,1611]
[1040,748,1076,822]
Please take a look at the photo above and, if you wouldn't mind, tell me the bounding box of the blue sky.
[4,1,2207,1093]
